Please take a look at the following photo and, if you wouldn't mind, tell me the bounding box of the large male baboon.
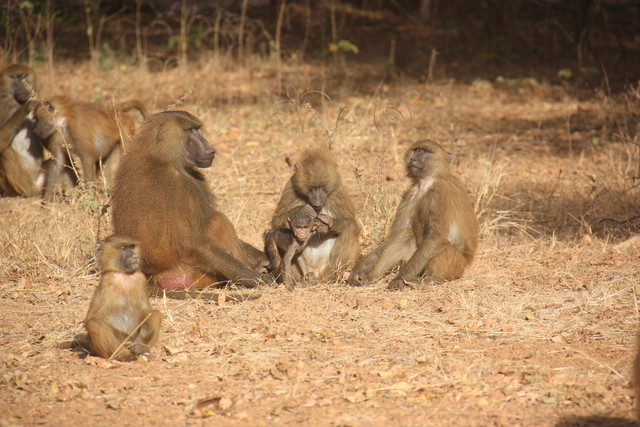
[349,140,479,290]
[112,110,264,290]
[265,148,361,284]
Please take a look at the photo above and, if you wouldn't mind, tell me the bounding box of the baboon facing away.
[85,235,161,361]
[348,139,479,290]
[33,95,147,198]
[112,110,265,290]
[266,148,361,284]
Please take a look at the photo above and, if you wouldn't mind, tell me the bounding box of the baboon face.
[307,186,328,212]
[406,140,450,179]
[116,243,140,273]
[185,128,216,169]
[406,147,431,178]
[6,68,32,104]
[96,236,141,274]
[287,212,316,243]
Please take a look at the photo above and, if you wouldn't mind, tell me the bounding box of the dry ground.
[1,59,639,426]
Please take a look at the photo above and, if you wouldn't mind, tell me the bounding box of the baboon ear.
[154,122,165,144]
[447,152,453,164]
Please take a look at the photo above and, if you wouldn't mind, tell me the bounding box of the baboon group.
[3,63,639,421]
[0,62,481,361]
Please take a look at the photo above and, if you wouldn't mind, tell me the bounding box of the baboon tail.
[117,99,148,118]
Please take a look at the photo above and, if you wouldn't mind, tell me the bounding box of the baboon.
[265,211,330,287]
[112,110,265,290]
[0,64,34,148]
[33,95,147,198]
[349,139,479,290]
[85,235,161,361]
[0,116,48,197]
[0,64,47,197]
[266,148,361,283]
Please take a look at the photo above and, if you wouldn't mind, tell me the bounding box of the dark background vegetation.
[3,0,640,92]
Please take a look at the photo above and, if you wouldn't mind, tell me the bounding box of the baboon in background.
[85,235,161,361]
[0,64,35,148]
[112,110,266,291]
[0,64,48,197]
[266,147,361,284]
[0,116,48,197]
[33,95,147,198]
[264,210,327,288]
[349,139,479,290]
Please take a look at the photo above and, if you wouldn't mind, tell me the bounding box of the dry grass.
[1,58,639,425]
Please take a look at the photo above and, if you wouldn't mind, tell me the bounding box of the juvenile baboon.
[0,64,47,197]
[349,140,479,290]
[85,235,161,361]
[266,148,361,283]
[265,211,329,287]
[33,95,147,198]
[112,110,265,290]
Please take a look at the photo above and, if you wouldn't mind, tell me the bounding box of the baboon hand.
[387,277,406,291]
[316,213,333,228]
[347,270,367,287]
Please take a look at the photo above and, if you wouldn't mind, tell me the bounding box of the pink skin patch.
[156,275,193,290]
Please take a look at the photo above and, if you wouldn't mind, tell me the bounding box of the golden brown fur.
[267,148,361,284]
[85,235,161,361]
[33,95,147,198]
[111,110,264,290]
[349,139,479,290]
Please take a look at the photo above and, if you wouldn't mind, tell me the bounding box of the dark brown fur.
[111,110,264,290]
[267,148,361,283]
[85,235,161,361]
[33,95,147,198]
[349,139,479,290]
[0,64,47,197]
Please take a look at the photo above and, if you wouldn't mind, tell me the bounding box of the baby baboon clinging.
[85,235,161,361]
[349,139,479,290]
[112,110,266,290]
[266,148,361,284]
[33,95,147,198]
[265,211,331,288]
